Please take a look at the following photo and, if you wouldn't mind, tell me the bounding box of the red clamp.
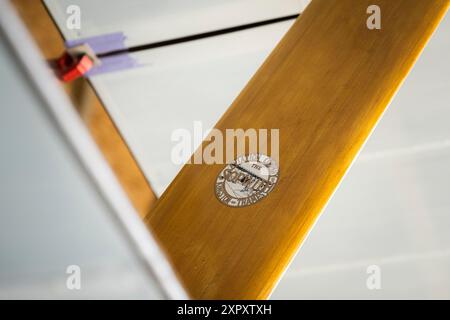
[57,52,93,82]
[54,44,100,82]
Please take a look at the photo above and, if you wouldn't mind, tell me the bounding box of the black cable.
[97,13,300,58]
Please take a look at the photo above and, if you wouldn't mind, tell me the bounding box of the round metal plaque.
[215,154,279,207]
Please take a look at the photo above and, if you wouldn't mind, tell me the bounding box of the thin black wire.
[97,13,300,58]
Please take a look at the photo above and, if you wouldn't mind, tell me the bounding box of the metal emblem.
[215,154,279,207]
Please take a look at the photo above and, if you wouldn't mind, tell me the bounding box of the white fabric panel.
[44,0,309,46]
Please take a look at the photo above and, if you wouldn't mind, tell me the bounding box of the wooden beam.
[145,0,449,299]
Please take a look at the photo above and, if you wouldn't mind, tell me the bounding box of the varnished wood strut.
[145,0,449,299]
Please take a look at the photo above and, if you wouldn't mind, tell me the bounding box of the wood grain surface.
[145,0,449,299]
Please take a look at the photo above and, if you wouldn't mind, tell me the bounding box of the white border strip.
[0,0,187,300]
